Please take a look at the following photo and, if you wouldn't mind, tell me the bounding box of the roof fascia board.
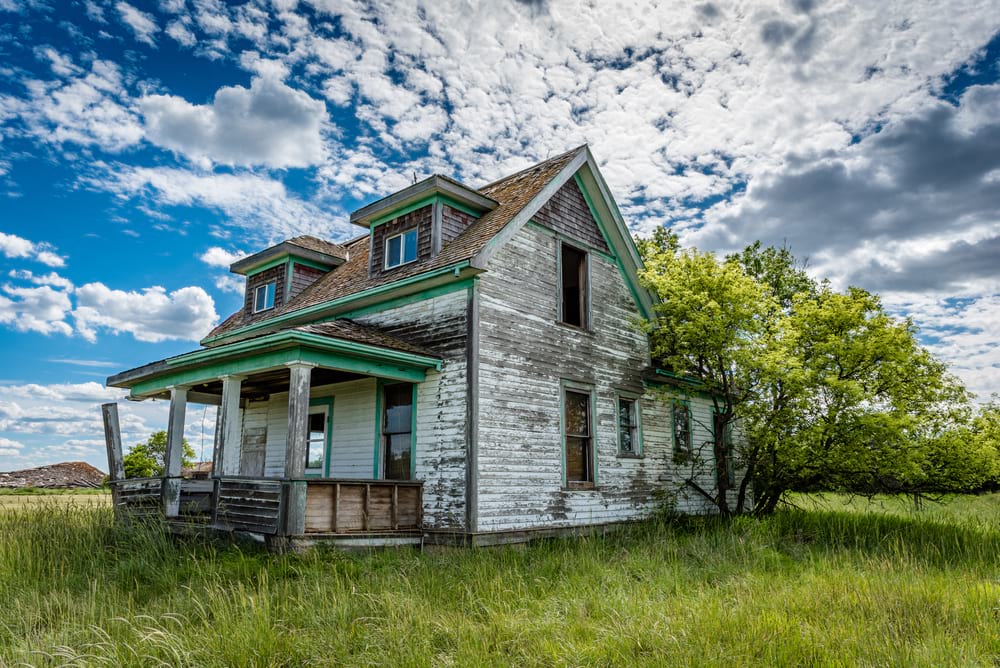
[200,261,477,346]
[128,345,429,398]
[470,148,589,269]
[231,242,344,276]
[350,176,498,228]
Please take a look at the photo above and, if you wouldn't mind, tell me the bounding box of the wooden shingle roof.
[204,147,584,342]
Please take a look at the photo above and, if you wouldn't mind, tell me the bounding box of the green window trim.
[615,391,643,458]
[560,379,598,489]
[306,397,334,477]
[373,379,418,480]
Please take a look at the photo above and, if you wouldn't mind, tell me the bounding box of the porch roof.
[108,319,443,399]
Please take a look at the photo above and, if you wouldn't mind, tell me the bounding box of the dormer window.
[253,281,276,313]
[385,229,418,269]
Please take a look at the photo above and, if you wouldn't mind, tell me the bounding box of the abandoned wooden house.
[103,145,730,549]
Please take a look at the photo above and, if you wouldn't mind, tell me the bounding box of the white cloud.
[73,282,219,343]
[5,59,143,153]
[0,233,67,268]
[0,232,34,259]
[165,19,197,46]
[140,74,329,168]
[8,269,74,291]
[116,2,159,46]
[199,246,246,268]
[85,164,352,243]
[214,274,244,294]
[0,284,74,336]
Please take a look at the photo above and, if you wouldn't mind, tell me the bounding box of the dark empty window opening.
[560,244,588,327]
[381,383,413,480]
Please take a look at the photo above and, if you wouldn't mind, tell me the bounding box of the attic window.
[560,243,588,328]
[385,229,418,269]
[253,281,276,313]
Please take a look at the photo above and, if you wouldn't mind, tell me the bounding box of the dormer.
[349,175,498,278]
[230,235,347,319]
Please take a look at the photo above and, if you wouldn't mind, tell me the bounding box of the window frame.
[615,392,643,458]
[383,228,419,270]
[672,399,693,463]
[252,280,276,313]
[304,398,333,477]
[560,380,597,489]
[557,241,591,330]
[374,380,417,480]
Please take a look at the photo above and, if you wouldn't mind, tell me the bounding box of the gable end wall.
[475,222,717,533]
[532,178,610,253]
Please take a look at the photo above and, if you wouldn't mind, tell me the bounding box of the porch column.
[214,375,245,477]
[163,385,189,518]
[284,362,314,536]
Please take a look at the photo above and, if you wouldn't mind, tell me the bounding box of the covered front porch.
[103,322,441,548]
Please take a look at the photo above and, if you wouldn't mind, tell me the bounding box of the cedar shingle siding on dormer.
[440,204,478,246]
[533,178,609,253]
[369,204,433,278]
[289,264,327,298]
[245,264,286,319]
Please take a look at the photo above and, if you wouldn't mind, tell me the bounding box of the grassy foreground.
[0,495,997,667]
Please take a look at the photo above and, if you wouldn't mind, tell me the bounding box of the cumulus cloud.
[140,74,329,168]
[0,285,74,336]
[0,233,66,267]
[73,282,219,343]
[199,246,246,268]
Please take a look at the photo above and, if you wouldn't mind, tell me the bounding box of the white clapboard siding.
[354,289,469,530]
[476,223,721,532]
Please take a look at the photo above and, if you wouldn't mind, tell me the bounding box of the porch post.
[214,375,245,477]
[163,385,189,518]
[284,362,314,536]
[101,403,125,516]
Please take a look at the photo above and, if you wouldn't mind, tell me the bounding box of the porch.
[102,321,441,547]
[107,475,423,546]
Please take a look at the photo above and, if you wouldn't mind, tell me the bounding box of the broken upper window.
[560,243,588,328]
[384,229,418,269]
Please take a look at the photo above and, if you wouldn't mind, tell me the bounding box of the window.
[560,243,588,327]
[672,401,691,461]
[384,229,418,269]
[253,281,276,313]
[563,388,594,486]
[305,406,330,476]
[381,383,413,480]
[617,396,641,456]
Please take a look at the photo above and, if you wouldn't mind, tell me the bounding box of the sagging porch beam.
[128,345,430,399]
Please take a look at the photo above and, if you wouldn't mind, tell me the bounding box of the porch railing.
[110,476,423,537]
[304,479,423,534]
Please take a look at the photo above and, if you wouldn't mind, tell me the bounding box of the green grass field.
[0,493,997,667]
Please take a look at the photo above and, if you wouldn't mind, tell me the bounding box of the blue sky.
[0,0,998,471]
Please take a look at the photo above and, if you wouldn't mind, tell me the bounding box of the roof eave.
[230,242,346,276]
[349,175,498,228]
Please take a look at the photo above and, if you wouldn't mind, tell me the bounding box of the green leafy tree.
[639,236,980,515]
[123,430,195,479]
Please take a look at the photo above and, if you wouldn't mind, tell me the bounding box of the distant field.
[0,492,996,666]
[0,488,110,510]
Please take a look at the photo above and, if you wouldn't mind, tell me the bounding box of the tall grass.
[0,496,997,666]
